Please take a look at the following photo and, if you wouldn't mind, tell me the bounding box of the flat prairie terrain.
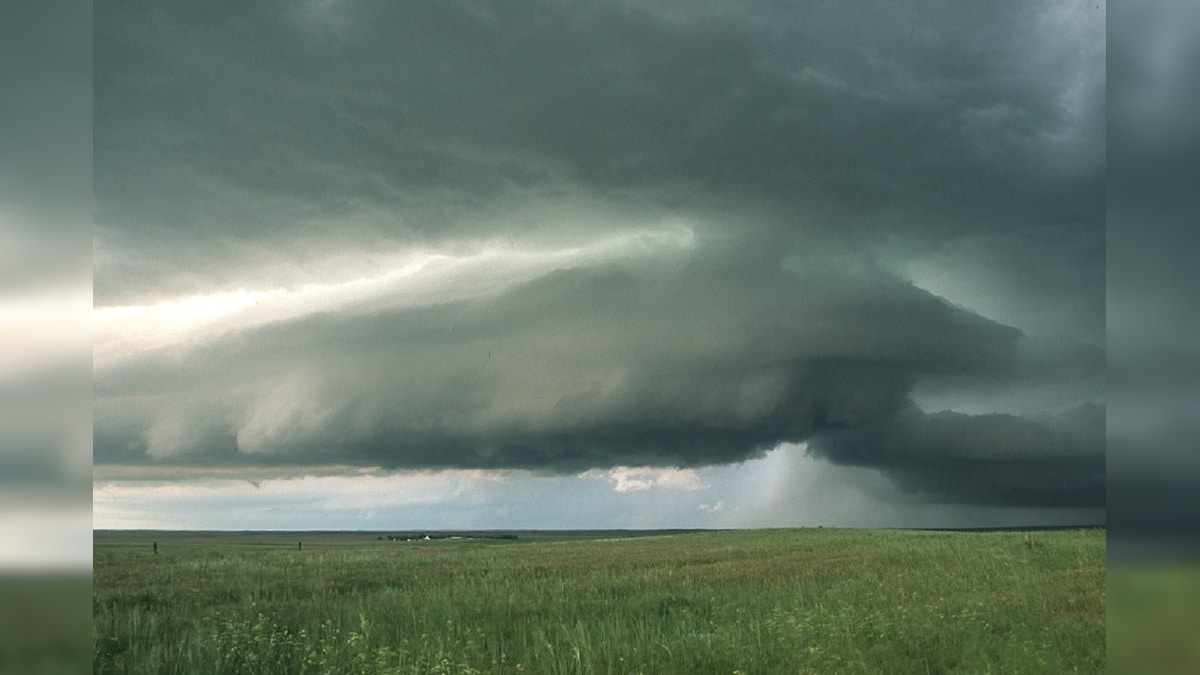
[93,528,1104,674]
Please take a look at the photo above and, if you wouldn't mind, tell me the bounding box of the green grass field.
[93,528,1105,674]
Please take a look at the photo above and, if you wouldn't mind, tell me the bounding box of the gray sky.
[93,0,1105,529]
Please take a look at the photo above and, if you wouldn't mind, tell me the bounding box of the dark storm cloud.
[95,0,1103,309]
[94,1,1105,510]
[94,253,1019,471]
[809,403,1105,507]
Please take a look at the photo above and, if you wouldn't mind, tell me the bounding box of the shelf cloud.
[94,0,1104,516]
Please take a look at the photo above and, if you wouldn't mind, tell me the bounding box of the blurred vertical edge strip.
[0,0,92,672]
[1108,0,1200,673]
[1107,0,1200,557]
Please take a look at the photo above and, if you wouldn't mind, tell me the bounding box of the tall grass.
[93,528,1105,674]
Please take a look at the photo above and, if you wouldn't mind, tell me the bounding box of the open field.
[93,528,1105,674]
